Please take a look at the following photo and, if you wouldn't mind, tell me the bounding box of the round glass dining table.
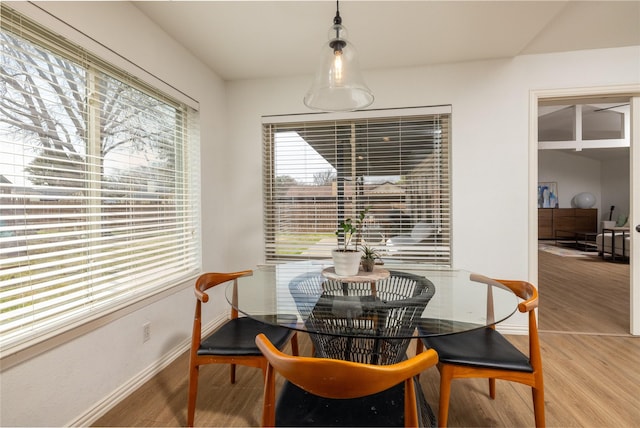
[226,260,518,344]
[226,260,521,424]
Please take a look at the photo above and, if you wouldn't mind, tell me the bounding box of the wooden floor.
[538,246,630,335]
[95,250,640,427]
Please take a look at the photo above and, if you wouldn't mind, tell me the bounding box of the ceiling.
[133,1,640,82]
[133,1,639,162]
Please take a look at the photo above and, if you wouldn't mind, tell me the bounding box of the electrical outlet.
[143,322,151,343]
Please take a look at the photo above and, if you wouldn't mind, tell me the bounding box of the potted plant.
[360,245,380,272]
[332,207,370,276]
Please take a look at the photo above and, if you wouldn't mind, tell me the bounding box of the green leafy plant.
[360,245,381,272]
[361,245,380,261]
[335,206,370,252]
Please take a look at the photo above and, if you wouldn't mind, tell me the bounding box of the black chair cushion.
[274,378,436,427]
[198,317,293,356]
[420,327,533,373]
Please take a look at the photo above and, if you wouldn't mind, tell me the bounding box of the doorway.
[528,85,640,336]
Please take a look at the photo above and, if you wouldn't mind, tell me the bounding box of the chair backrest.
[192,270,253,343]
[255,333,439,427]
[493,279,541,368]
[290,271,436,365]
[195,271,253,301]
[493,279,538,312]
[470,274,539,319]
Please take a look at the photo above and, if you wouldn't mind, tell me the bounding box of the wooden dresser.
[538,208,597,239]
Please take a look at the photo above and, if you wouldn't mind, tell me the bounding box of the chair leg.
[187,363,199,427]
[532,386,546,427]
[262,364,277,427]
[290,333,299,356]
[489,378,496,399]
[230,364,236,384]
[438,365,454,428]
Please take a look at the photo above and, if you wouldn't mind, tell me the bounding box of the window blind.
[0,6,201,352]
[262,108,451,266]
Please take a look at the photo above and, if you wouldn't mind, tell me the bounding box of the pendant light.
[304,0,374,112]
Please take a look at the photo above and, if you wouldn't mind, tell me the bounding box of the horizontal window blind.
[262,108,451,266]
[0,6,201,351]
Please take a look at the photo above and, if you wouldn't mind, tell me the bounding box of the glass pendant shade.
[304,23,374,111]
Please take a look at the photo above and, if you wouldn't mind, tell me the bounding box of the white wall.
[1,2,229,427]
[602,157,631,224]
[538,150,603,210]
[538,149,631,229]
[226,47,640,276]
[1,1,639,426]
[225,47,640,331]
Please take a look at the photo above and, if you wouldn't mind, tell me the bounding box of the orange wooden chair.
[187,271,299,426]
[256,333,439,427]
[416,279,545,427]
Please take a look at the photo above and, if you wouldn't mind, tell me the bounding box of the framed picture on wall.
[538,182,558,208]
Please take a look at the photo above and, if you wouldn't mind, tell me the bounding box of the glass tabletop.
[226,260,519,341]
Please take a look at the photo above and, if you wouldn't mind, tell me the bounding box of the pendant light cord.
[334,0,342,25]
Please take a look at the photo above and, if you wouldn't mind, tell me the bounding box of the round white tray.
[321,266,390,282]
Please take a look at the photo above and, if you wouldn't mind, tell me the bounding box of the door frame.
[529,84,640,336]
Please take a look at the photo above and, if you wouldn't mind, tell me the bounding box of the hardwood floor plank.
[538,248,629,335]
[94,254,638,427]
[94,333,640,427]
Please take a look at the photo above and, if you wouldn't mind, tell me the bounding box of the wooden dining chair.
[416,279,545,427]
[187,271,299,427]
[256,333,439,427]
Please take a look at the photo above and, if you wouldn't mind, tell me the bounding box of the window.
[262,107,451,266]
[0,7,201,351]
[538,101,630,149]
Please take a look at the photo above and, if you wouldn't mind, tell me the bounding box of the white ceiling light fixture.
[303,0,374,112]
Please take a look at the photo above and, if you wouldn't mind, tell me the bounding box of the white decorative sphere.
[574,192,596,209]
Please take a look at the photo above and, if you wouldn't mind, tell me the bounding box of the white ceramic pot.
[331,249,362,276]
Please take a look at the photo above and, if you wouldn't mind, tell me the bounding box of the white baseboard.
[70,314,227,427]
